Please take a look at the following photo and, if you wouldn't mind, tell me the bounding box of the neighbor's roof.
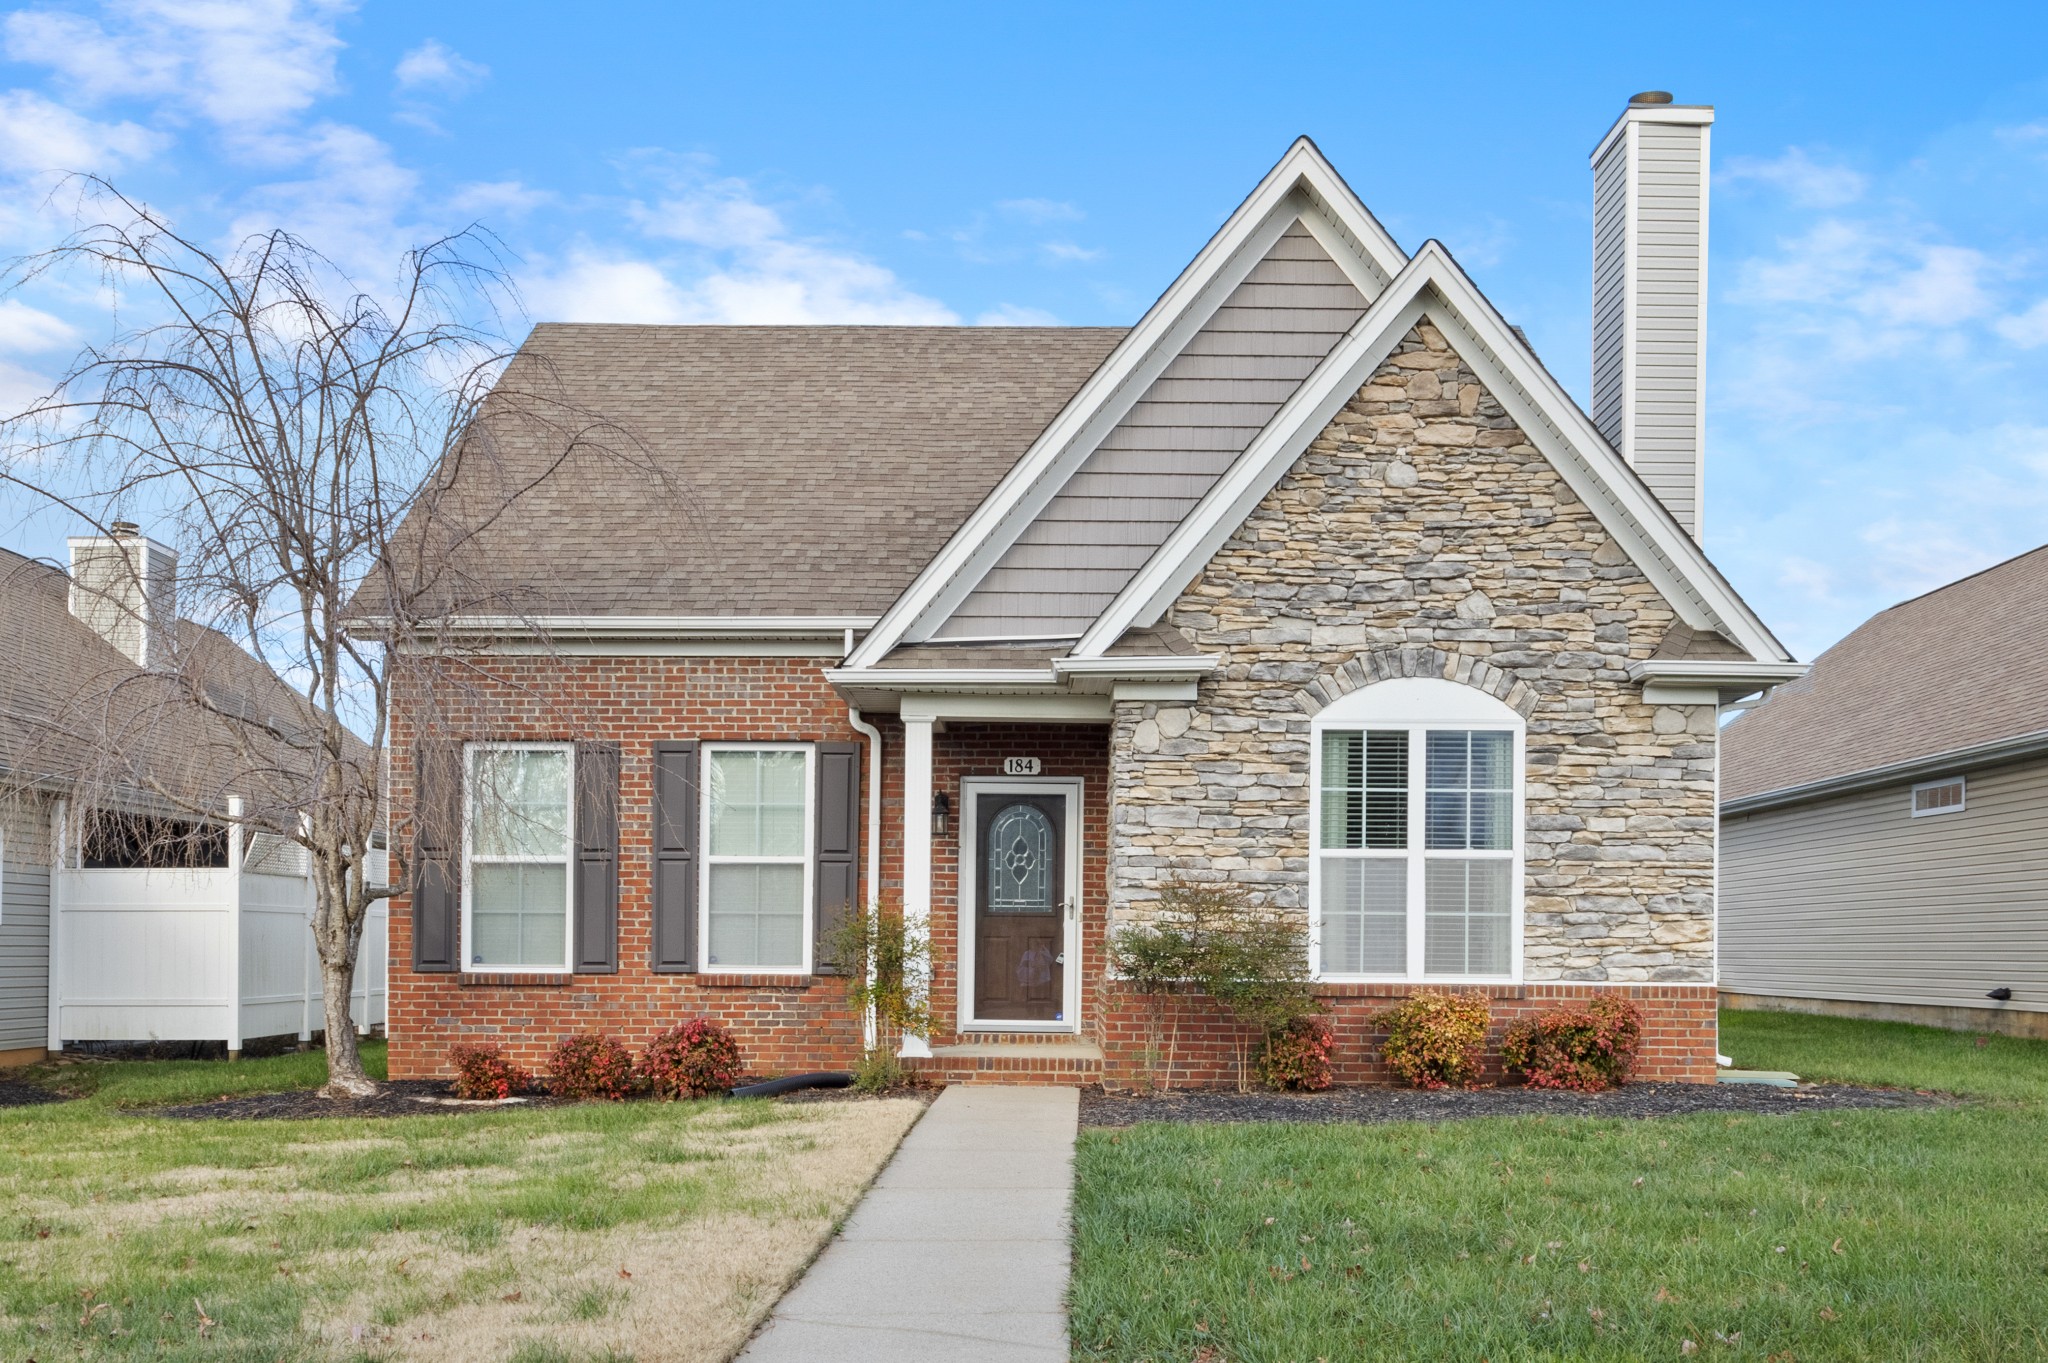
[392,324,1125,618]
[1722,544,2048,804]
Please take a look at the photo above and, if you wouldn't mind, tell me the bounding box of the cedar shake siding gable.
[1110,322,1721,984]
[940,221,1368,639]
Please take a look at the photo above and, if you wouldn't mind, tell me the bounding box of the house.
[1721,546,2048,1039]
[377,95,1802,1088]
[0,529,384,1064]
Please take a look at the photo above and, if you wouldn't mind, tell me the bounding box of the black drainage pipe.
[729,1071,854,1099]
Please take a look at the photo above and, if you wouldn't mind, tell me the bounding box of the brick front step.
[907,1037,1103,1086]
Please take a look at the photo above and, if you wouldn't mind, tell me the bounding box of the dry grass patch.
[1,1065,926,1363]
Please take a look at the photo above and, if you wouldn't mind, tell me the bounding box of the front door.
[973,791,1067,1022]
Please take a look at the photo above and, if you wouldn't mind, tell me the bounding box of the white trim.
[1308,679,1525,985]
[1909,776,1967,818]
[1621,118,1638,468]
[1630,660,1810,689]
[1049,656,1218,678]
[900,717,934,1058]
[846,138,1408,668]
[1694,119,1712,536]
[462,639,854,658]
[46,798,64,1051]
[899,694,1112,724]
[461,742,576,976]
[697,743,816,975]
[957,776,1084,1033]
[828,668,1059,692]
[1589,103,1716,166]
[1068,240,1794,666]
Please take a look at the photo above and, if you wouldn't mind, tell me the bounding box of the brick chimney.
[67,521,177,668]
[1591,91,1714,539]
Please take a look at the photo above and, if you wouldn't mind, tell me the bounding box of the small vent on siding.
[1910,777,1965,817]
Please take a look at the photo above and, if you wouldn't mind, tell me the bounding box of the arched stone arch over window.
[1295,647,1537,722]
[1310,675,1526,982]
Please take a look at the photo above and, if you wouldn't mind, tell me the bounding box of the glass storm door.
[974,792,1066,1022]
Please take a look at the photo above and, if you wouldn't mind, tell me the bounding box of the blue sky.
[2,1,2046,660]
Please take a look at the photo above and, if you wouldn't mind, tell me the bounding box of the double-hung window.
[1312,678,1522,981]
[702,744,814,972]
[464,743,574,971]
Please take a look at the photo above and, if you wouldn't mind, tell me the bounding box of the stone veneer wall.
[1111,322,1722,986]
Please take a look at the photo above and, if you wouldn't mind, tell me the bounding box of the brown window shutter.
[813,741,862,975]
[411,739,463,972]
[573,741,621,973]
[650,740,699,972]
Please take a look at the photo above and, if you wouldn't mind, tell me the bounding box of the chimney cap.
[108,520,141,538]
[1629,91,1674,106]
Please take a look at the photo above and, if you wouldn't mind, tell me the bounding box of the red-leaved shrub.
[1259,1015,1335,1092]
[1377,991,1490,1090]
[544,1033,639,1101]
[448,1043,532,1100]
[1501,997,1645,1092]
[637,1019,745,1100]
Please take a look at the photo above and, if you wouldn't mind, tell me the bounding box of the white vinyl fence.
[49,816,388,1052]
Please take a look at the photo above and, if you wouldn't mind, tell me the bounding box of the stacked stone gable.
[1111,321,1720,984]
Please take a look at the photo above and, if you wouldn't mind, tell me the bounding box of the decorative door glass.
[985,802,1055,914]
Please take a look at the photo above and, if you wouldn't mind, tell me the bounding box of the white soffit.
[1069,240,1794,666]
[844,137,1408,669]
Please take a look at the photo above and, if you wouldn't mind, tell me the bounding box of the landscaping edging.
[1079,1081,1949,1127]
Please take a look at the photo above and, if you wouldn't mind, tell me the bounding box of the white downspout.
[845,705,885,1052]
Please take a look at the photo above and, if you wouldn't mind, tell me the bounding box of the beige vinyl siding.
[0,796,52,1051]
[939,219,1367,638]
[1722,755,2048,1014]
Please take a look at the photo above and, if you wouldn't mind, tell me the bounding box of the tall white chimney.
[68,521,178,668]
[1591,91,1714,539]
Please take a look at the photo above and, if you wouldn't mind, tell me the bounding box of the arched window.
[1309,677,1523,982]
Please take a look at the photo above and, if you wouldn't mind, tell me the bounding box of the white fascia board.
[403,615,874,641]
[1589,103,1715,165]
[1050,655,1218,677]
[824,668,1060,691]
[1628,660,1809,687]
[900,693,1112,724]
[844,139,1410,670]
[1071,240,1795,665]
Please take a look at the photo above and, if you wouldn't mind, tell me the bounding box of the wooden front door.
[973,791,1067,1022]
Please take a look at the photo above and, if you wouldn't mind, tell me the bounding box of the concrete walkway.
[738,1086,1078,1362]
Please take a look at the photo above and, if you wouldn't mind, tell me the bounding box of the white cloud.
[533,172,959,324]
[0,299,80,353]
[1731,219,1996,364]
[1996,297,2048,348]
[1041,241,1104,264]
[997,198,1083,223]
[227,122,420,276]
[4,0,348,136]
[1720,147,1868,207]
[975,303,1060,326]
[447,179,551,219]
[0,89,162,174]
[394,38,487,96]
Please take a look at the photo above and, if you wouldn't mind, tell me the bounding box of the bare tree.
[0,179,651,1095]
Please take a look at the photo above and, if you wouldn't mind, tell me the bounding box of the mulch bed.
[147,1079,568,1121]
[0,1078,69,1109]
[1080,1081,1950,1128]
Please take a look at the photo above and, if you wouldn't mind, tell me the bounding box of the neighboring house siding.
[941,219,1367,638]
[1112,322,1722,985]
[0,795,52,1056]
[1722,756,2048,1015]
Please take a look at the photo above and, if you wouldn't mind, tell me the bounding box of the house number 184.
[1003,757,1042,776]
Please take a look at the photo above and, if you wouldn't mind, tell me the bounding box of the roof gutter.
[1724,726,2048,817]
[1628,658,1809,705]
[354,614,876,642]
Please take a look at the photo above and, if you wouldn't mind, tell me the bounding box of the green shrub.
[1259,1015,1336,1092]
[448,1043,532,1100]
[544,1033,639,1101]
[636,1019,744,1099]
[851,1044,906,1094]
[1377,991,1490,1090]
[820,896,932,1041]
[1501,996,1645,1092]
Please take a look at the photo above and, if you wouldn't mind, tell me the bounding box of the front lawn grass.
[2,1048,923,1362]
[1071,1010,2048,1362]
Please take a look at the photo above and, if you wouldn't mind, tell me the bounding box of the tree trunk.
[320,956,375,1098]
[311,863,378,1099]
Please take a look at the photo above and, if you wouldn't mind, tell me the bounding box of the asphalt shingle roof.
[1721,544,2048,802]
[397,324,1126,618]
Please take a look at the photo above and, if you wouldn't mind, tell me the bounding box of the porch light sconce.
[931,790,951,837]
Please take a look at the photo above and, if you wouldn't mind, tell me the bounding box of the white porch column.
[899,714,934,1059]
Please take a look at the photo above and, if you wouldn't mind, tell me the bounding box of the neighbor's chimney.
[1591,91,1713,539]
[68,521,178,668]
